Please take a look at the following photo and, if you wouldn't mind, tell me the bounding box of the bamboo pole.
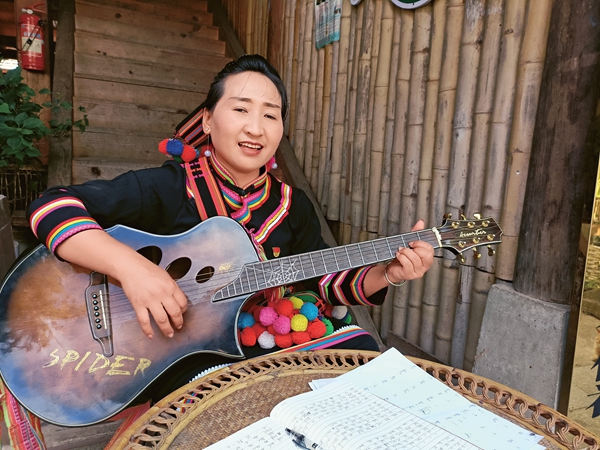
[374,8,403,339]
[445,0,486,368]
[458,0,505,366]
[317,45,334,206]
[293,0,314,166]
[404,5,433,345]
[327,0,353,223]
[262,0,269,56]
[304,35,319,185]
[350,0,376,243]
[283,0,294,128]
[310,48,325,193]
[288,0,304,142]
[432,0,464,363]
[418,0,446,351]
[496,0,553,281]
[389,9,414,338]
[340,4,363,245]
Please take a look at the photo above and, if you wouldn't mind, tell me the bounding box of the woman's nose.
[243,112,263,135]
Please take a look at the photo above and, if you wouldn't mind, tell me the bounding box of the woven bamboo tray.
[106,350,600,450]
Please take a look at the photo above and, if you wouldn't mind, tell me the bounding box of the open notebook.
[205,349,544,450]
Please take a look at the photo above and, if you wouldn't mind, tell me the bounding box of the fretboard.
[213,229,440,301]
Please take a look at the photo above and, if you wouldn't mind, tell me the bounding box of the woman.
[27,54,434,398]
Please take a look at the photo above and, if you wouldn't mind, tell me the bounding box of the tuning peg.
[473,249,482,259]
[457,254,466,264]
[444,212,452,220]
[460,214,466,220]
[473,213,481,220]
[487,245,495,257]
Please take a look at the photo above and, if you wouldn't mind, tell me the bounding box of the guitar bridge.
[85,272,114,357]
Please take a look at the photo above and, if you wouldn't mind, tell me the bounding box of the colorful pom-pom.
[291,314,308,332]
[321,317,334,336]
[267,325,276,335]
[181,144,199,162]
[307,320,327,339]
[258,331,276,349]
[324,304,334,317]
[300,303,319,321]
[342,312,352,324]
[240,327,257,346]
[238,312,255,329]
[274,299,294,317]
[292,331,311,345]
[332,306,348,320]
[275,333,293,348]
[289,296,304,309]
[251,322,267,337]
[252,306,263,322]
[158,139,169,155]
[259,306,278,326]
[166,138,184,156]
[273,315,291,335]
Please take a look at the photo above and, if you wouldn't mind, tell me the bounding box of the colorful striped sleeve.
[318,266,386,307]
[28,192,102,254]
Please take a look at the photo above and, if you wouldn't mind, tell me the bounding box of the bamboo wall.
[219,0,553,371]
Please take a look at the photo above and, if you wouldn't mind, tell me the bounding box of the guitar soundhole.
[196,266,215,284]
[165,258,192,280]
[137,245,162,264]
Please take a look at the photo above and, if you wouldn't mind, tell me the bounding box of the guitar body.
[0,216,256,426]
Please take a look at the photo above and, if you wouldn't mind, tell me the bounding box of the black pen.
[285,428,320,449]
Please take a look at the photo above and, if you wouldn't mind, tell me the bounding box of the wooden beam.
[0,195,15,281]
[47,0,74,187]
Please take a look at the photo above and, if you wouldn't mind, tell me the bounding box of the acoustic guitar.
[0,215,502,427]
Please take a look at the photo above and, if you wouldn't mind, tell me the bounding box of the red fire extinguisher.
[19,7,46,72]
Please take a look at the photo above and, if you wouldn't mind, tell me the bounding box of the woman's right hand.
[56,229,188,339]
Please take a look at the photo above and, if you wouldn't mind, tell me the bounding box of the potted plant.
[0,66,88,210]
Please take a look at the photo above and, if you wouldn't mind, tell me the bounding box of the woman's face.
[203,71,284,187]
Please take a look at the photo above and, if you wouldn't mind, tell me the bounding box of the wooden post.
[0,196,15,281]
[511,0,600,412]
[47,0,74,187]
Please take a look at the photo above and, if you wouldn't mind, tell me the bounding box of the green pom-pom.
[322,317,334,336]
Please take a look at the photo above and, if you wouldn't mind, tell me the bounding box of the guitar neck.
[213,228,441,301]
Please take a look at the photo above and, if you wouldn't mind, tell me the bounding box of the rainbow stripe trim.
[274,326,370,353]
[29,197,88,238]
[46,218,101,253]
[253,183,292,244]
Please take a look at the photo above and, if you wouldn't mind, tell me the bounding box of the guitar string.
[97,232,445,323]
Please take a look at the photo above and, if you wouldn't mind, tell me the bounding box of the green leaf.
[0,103,10,114]
[7,136,23,150]
[41,102,53,108]
[14,112,28,125]
[38,88,51,95]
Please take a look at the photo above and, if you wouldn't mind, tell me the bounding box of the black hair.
[200,54,288,121]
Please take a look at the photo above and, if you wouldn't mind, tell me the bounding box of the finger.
[173,288,189,313]
[148,304,174,338]
[162,298,184,330]
[133,307,155,339]
[411,219,425,232]
[396,248,422,274]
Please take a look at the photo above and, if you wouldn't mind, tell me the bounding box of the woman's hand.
[56,229,188,339]
[384,219,435,284]
[363,220,435,297]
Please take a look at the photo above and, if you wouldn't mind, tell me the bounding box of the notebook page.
[204,417,298,450]
[271,380,483,450]
[332,348,544,450]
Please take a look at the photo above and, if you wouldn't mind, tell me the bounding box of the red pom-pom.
[275,333,293,348]
[324,304,334,317]
[181,144,198,162]
[307,320,327,339]
[292,331,311,345]
[267,325,276,335]
[274,299,294,317]
[251,323,267,337]
[266,299,278,309]
[158,139,169,155]
[240,327,257,347]
[252,306,263,322]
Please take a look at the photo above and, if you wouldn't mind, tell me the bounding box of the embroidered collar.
[208,150,269,197]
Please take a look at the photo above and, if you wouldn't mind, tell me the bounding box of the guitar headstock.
[434,214,503,258]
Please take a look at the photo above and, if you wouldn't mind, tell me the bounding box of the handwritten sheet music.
[205,381,483,450]
[332,348,545,450]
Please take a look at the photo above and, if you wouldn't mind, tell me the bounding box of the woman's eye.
[234,107,247,113]
[265,114,277,120]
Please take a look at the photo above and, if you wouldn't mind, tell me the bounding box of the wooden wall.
[219,0,554,370]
